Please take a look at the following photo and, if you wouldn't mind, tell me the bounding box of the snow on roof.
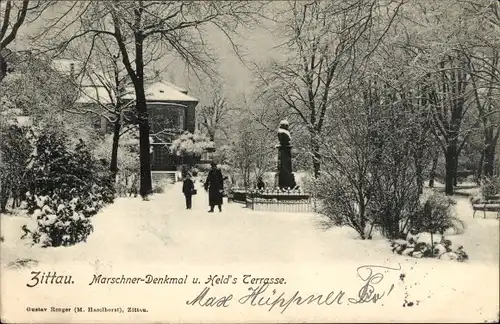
[76,81,197,105]
[159,81,188,94]
[122,81,198,102]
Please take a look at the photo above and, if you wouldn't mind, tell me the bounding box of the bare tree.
[40,0,268,198]
[461,0,500,179]
[64,36,137,180]
[227,116,274,189]
[255,0,404,178]
[425,53,473,195]
[197,83,232,142]
[0,0,51,81]
[467,48,500,179]
[64,33,168,181]
[396,0,489,195]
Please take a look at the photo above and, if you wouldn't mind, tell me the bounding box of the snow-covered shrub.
[480,176,500,198]
[196,163,211,173]
[408,192,465,235]
[25,193,93,247]
[25,129,114,205]
[170,131,214,162]
[465,175,476,183]
[470,191,483,204]
[315,94,424,240]
[368,160,422,239]
[153,186,163,194]
[390,233,468,262]
[94,132,140,175]
[7,258,39,269]
[22,127,115,247]
[315,172,375,240]
[213,144,232,164]
[299,172,316,194]
[152,181,167,194]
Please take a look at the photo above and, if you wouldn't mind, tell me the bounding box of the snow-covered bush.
[152,179,169,194]
[25,193,93,247]
[388,192,468,261]
[224,120,275,189]
[22,127,115,247]
[315,93,424,240]
[465,174,476,183]
[25,128,114,205]
[170,131,214,177]
[315,172,375,239]
[480,176,500,198]
[299,172,316,194]
[94,132,140,175]
[196,163,212,173]
[93,131,140,195]
[170,131,214,161]
[152,185,164,194]
[407,192,465,236]
[390,232,468,262]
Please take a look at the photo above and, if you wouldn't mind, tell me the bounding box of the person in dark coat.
[182,173,195,209]
[257,176,265,190]
[204,162,224,212]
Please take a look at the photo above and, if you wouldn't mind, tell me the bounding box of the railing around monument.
[227,188,316,213]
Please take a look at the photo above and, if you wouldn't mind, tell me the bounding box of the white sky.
[10,1,285,105]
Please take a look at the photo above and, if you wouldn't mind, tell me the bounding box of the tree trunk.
[134,31,152,198]
[135,82,152,197]
[444,142,458,195]
[110,119,121,181]
[483,140,496,178]
[428,156,438,188]
[415,154,424,194]
[137,99,153,198]
[11,188,17,209]
[312,140,321,178]
[477,150,484,185]
[358,193,367,239]
[0,53,6,83]
[453,159,458,187]
[243,166,249,189]
[0,178,10,213]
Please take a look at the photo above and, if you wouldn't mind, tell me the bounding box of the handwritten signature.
[186,264,401,313]
[348,264,400,304]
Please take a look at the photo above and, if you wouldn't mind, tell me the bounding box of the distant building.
[53,59,200,174]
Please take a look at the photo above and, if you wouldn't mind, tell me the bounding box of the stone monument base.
[274,171,296,190]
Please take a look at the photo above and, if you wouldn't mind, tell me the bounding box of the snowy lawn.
[1,181,498,323]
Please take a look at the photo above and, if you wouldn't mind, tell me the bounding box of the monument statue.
[276,120,296,189]
[277,120,291,147]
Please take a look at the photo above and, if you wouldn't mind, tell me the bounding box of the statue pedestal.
[276,144,296,189]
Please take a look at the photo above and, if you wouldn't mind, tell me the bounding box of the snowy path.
[0,182,332,265]
[1,181,498,267]
[1,182,499,322]
[1,182,498,266]
[83,181,346,265]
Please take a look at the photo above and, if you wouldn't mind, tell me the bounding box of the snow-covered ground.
[1,180,498,323]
